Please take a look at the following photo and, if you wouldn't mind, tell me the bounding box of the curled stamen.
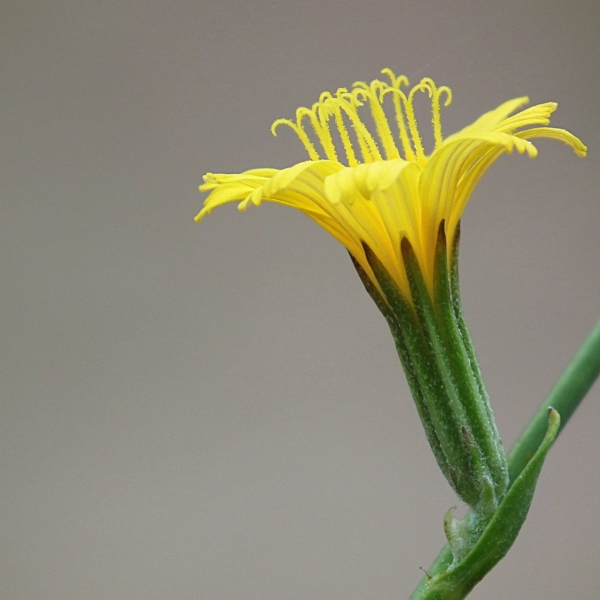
[270,70,453,168]
[419,77,453,150]
[380,71,415,162]
[380,68,410,92]
[335,89,382,163]
[271,118,321,161]
[405,82,431,165]
[310,97,340,162]
[353,82,400,160]
[322,92,359,166]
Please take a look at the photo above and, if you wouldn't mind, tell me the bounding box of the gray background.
[2,1,599,599]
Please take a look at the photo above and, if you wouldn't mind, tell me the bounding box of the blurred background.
[2,1,599,598]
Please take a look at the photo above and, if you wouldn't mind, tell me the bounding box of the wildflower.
[196,70,585,529]
[196,69,586,304]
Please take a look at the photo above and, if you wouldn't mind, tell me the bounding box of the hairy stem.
[409,317,600,599]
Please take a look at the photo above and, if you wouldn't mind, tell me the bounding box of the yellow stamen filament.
[403,83,430,167]
[420,77,452,150]
[271,69,452,168]
[381,69,415,162]
[353,81,400,160]
[313,92,340,162]
[325,92,359,167]
[198,69,587,302]
[271,117,320,161]
[332,90,382,163]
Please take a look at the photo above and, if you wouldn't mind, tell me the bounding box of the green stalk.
[409,316,600,599]
[433,224,508,503]
[507,316,600,482]
[349,253,450,480]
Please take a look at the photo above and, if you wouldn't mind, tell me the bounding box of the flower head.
[197,69,585,303]
[197,71,589,540]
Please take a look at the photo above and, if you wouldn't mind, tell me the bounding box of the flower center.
[271,69,452,169]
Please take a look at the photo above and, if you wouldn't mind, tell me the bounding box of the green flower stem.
[353,248,461,494]
[411,409,561,600]
[360,243,481,506]
[507,316,600,483]
[409,316,600,600]
[356,227,509,517]
[447,227,507,498]
[433,226,508,501]
[349,253,450,477]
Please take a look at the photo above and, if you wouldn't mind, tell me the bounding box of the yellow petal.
[197,72,586,305]
[323,159,422,298]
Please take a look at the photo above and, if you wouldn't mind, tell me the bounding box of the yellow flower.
[196,69,586,302]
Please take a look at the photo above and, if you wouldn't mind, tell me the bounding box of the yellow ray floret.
[196,69,586,302]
